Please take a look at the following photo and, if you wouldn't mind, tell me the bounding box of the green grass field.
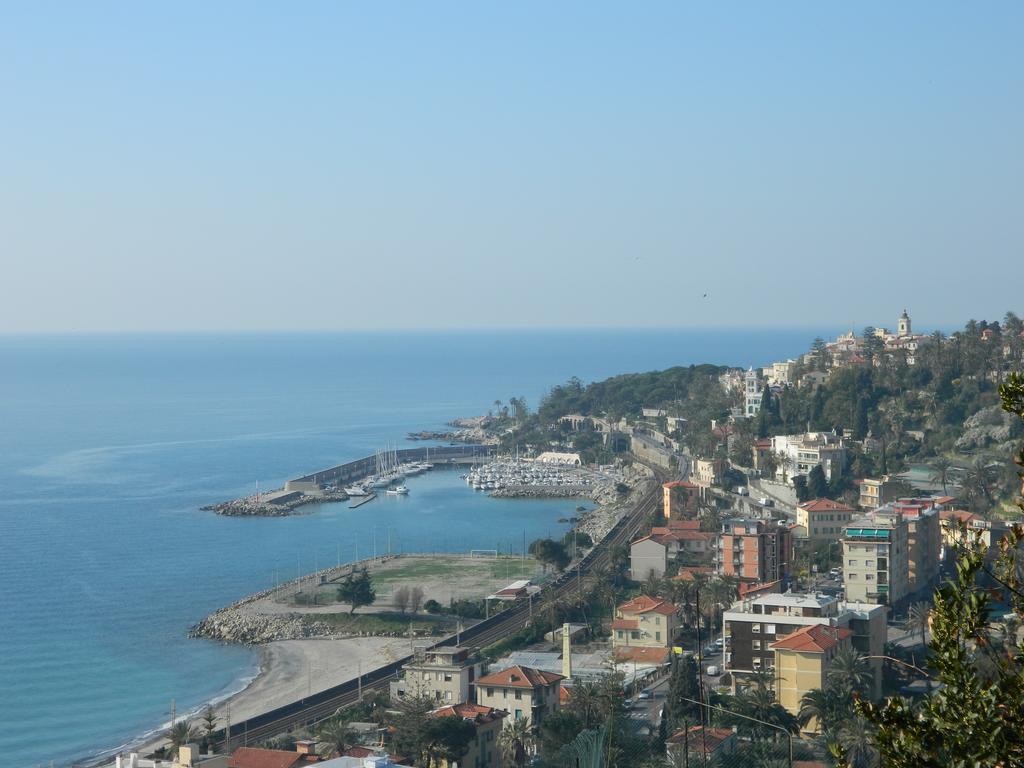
[306,610,451,636]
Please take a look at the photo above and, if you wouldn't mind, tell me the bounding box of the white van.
[706,665,720,676]
[735,486,749,496]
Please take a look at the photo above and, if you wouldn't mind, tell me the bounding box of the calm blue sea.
[0,328,828,767]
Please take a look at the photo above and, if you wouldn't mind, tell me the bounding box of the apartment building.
[858,476,906,510]
[744,368,762,417]
[842,512,909,606]
[771,624,854,732]
[795,499,856,542]
[630,526,712,580]
[475,665,563,728]
[612,594,679,651]
[770,432,847,483]
[715,519,792,585]
[723,592,885,701]
[390,646,484,705]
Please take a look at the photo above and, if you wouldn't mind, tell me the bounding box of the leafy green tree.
[827,647,872,697]
[807,464,830,499]
[539,709,583,756]
[390,695,435,762]
[336,567,376,614]
[200,706,218,750]
[422,715,476,767]
[792,475,810,503]
[530,538,571,573]
[835,715,880,768]
[665,654,701,729]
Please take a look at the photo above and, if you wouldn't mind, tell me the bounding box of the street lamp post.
[676,695,793,768]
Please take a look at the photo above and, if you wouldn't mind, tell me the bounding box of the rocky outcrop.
[189,610,333,644]
[489,485,591,499]
[956,406,1018,452]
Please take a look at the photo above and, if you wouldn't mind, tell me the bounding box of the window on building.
[848,573,857,579]
[765,624,776,634]
[444,673,453,681]
[753,659,762,669]
[656,632,661,641]
[865,574,874,581]
[865,560,874,567]
[753,640,761,650]
[515,691,522,700]
[616,630,623,639]
[487,688,494,696]
[848,559,857,566]
[752,624,761,633]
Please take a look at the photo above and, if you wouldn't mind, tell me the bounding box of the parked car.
[706,665,720,676]
[735,486,749,496]
[758,497,775,507]
[703,645,718,656]
[829,567,842,578]
[638,691,652,700]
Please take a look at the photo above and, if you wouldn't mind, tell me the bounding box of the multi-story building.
[744,368,762,417]
[662,480,700,519]
[428,703,507,768]
[630,525,712,580]
[896,504,941,597]
[858,476,906,510]
[475,665,563,728]
[795,499,856,542]
[715,519,792,585]
[611,594,679,651]
[763,359,797,387]
[770,432,848,484]
[771,624,854,732]
[723,592,885,702]
[939,509,996,552]
[842,512,909,606]
[693,458,725,488]
[390,646,484,705]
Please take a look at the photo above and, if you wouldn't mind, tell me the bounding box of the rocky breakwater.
[202,488,349,517]
[190,609,333,645]
[489,485,591,499]
[572,463,656,544]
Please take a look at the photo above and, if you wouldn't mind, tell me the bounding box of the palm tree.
[498,716,534,768]
[962,458,996,515]
[836,715,879,768]
[167,721,200,759]
[317,717,357,757]
[568,679,606,729]
[906,601,931,648]
[827,647,872,697]
[929,457,952,495]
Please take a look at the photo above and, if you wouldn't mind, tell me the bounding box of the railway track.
[216,463,671,750]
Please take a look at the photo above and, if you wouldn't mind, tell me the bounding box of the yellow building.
[428,703,507,768]
[611,594,679,651]
[939,509,995,550]
[770,624,854,733]
[795,499,856,542]
[475,665,563,728]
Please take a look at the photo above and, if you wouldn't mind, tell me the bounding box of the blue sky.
[2,3,1021,332]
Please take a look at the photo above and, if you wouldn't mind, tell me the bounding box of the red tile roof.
[476,665,564,689]
[228,748,304,768]
[798,498,855,513]
[656,520,702,532]
[940,509,980,524]
[611,618,639,630]
[663,480,699,489]
[667,726,736,753]
[559,685,572,704]
[431,703,508,725]
[617,594,678,616]
[612,646,671,664]
[770,624,852,653]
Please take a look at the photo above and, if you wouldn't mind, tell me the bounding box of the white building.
[744,368,762,417]
[770,432,847,483]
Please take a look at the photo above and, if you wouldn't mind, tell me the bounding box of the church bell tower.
[898,309,911,337]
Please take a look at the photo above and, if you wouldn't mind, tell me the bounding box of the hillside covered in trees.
[489,312,1024,517]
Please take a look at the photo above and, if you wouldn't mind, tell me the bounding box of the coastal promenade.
[204,460,670,753]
